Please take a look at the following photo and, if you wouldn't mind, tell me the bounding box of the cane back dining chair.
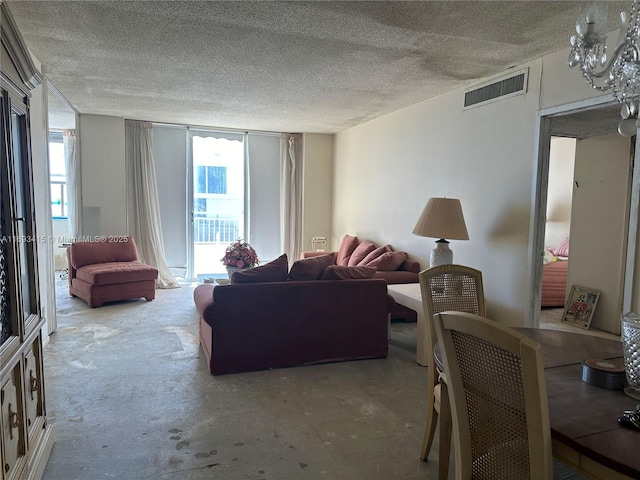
[419,264,486,478]
[432,311,553,479]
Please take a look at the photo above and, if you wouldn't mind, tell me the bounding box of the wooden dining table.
[516,328,640,480]
[435,327,640,479]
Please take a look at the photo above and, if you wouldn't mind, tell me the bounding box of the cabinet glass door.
[0,93,12,346]
[10,109,37,324]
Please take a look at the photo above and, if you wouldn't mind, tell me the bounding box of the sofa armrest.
[375,270,419,284]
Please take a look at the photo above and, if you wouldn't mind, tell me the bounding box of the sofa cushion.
[365,251,407,271]
[75,261,158,285]
[70,237,139,268]
[288,254,335,281]
[230,253,288,284]
[348,239,376,266]
[358,244,392,266]
[320,265,377,280]
[336,235,359,266]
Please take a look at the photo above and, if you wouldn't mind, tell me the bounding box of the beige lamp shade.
[412,197,469,241]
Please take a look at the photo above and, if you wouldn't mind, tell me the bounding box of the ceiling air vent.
[464,68,528,109]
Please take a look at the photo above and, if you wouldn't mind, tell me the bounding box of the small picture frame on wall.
[561,285,601,329]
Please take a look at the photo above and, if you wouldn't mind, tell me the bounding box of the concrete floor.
[42,278,440,480]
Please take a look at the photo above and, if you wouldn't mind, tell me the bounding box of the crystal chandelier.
[568,1,640,135]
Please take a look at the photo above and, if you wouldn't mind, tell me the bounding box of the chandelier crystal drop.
[568,0,640,131]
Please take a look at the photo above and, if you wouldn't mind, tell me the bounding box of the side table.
[387,283,427,366]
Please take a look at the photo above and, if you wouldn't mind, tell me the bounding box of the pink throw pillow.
[320,265,377,280]
[336,234,359,266]
[366,251,407,271]
[288,254,335,281]
[553,237,570,257]
[230,254,288,284]
[358,244,392,266]
[348,239,377,266]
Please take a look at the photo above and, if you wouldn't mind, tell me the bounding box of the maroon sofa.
[302,250,420,284]
[67,237,158,308]
[302,236,420,322]
[194,279,393,375]
[300,235,420,285]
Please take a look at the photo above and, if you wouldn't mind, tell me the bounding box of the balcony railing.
[193,216,239,244]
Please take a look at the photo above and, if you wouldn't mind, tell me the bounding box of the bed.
[541,259,568,307]
[541,237,570,307]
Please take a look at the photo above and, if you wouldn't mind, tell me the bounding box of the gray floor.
[42,278,439,480]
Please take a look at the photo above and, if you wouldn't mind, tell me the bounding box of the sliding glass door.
[188,130,245,279]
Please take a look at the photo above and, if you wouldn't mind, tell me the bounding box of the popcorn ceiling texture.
[6,1,628,133]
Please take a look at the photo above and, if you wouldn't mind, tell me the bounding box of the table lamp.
[412,197,469,267]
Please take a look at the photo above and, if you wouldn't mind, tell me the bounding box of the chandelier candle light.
[568,0,640,136]
[412,197,469,267]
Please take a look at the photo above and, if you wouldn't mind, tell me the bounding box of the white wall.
[248,134,281,263]
[545,137,576,249]
[333,50,609,327]
[78,114,127,235]
[302,133,333,251]
[540,47,607,109]
[569,133,631,334]
[153,125,187,274]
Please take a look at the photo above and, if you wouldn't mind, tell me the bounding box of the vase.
[226,266,249,279]
[622,312,640,400]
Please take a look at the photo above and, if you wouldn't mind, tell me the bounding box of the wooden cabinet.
[0,3,53,479]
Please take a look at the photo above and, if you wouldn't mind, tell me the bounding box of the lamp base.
[430,239,452,267]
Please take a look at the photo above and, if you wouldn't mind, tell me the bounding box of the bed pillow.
[348,239,377,266]
[230,254,288,284]
[320,265,377,280]
[552,237,570,258]
[336,234,359,266]
[288,254,335,281]
[543,249,556,265]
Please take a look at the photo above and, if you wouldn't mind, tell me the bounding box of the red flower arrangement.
[221,240,259,269]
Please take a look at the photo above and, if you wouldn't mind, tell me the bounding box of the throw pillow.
[320,265,377,280]
[358,244,392,266]
[348,239,377,266]
[366,251,407,271]
[230,253,288,284]
[288,253,335,281]
[336,234,359,266]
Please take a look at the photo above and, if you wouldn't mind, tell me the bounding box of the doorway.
[531,99,639,335]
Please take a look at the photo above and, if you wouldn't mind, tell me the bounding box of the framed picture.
[562,285,600,329]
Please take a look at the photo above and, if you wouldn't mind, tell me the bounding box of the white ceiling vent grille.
[464,69,528,109]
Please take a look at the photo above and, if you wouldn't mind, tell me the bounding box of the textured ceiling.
[5,1,630,134]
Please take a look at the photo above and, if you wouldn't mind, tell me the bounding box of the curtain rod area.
[149,120,288,137]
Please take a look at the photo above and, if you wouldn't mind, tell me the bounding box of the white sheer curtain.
[63,129,81,240]
[280,133,303,262]
[125,120,179,288]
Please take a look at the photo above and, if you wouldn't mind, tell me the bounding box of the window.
[49,131,67,218]
[195,165,227,194]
